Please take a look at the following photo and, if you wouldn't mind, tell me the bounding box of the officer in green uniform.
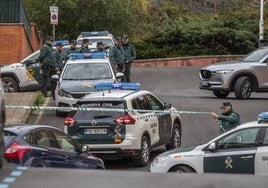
[38,36,54,97]
[211,102,241,134]
[122,34,136,82]
[51,42,63,100]
[93,41,106,53]
[109,37,125,81]
[64,40,78,63]
[79,38,90,53]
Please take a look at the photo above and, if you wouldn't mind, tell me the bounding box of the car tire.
[234,76,252,99]
[169,165,195,173]
[2,77,19,92]
[213,90,229,98]
[133,136,150,167]
[166,123,181,150]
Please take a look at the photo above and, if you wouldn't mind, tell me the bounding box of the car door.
[203,127,261,174]
[32,129,77,168]
[145,94,172,145]
[255,127,268,175]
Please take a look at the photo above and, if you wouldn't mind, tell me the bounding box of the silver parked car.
[199,47,268,99]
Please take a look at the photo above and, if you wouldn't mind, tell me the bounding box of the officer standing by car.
[211,102,241,134]
[64,40,78,63]
[38,36,54,97]
[51,42,64,100]
[109,37,125,82]
[122,34,136,82]
[93,41,106,53]
[79,38,90,53]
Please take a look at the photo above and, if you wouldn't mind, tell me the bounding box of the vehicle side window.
[217,128,259,150]
[146,94,164,111]
[53,130,79,152]
[133,95,151,113]
[33,130,58,148]
[262,128,268,145]
[23,132,34,144]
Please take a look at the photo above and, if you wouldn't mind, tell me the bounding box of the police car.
[54,53,124,116]
[0,41,76,93]
[76,31,115,49]
[150,112,268,175]
[64,83,182,167]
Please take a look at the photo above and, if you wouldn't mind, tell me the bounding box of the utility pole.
[259,0,265,46]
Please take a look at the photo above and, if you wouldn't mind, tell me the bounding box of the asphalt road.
[31,66,268,170]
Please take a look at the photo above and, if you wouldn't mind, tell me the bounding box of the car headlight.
[215,69,233,74]
[151,155,171,167]
[57,89,72,98]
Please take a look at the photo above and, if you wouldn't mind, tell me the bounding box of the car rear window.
[4,131,17,144]
[73,101,126,119]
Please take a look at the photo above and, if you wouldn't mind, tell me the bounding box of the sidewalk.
[5,92,38,125]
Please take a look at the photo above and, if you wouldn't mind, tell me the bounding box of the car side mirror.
[51,74,59,81]
[208,142,216,151]
[164,102,172,109]
[116,72,124,78]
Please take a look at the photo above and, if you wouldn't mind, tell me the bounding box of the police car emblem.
[225,156,233,169]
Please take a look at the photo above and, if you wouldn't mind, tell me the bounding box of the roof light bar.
[258,112,268,123]
[80,31,110,37]
[52,40,70,46]
[69,52,107,60]
[94,83,141,91]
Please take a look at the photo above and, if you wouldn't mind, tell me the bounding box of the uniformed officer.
[93,41,106,53]
[51,42,63,100]
[79,38,90,53]
[109,37,125,81]
[211,102,241,134]
[122,34,136,82]
[64,40,78,63]
[38,36,54,97]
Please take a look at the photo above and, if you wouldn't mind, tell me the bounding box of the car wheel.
[2,77,19,92]
[133,136,150,167]
[213,90,229,98]
[166,123,181,150]
[234,76,252,99]
[169,165,195,173]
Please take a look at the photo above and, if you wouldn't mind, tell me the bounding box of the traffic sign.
[50,6,59,25]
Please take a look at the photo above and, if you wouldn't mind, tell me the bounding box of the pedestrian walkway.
[5,92,38,125]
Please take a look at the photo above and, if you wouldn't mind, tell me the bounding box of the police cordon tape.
[6,105,212,115]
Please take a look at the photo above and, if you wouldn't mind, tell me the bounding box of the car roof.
[65,58,110,65]
[79,90,148,102]
[4,124,61,135]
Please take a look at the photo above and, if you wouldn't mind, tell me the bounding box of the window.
[146,94,163,111]
[53,130,79,152]
[133,95,151,112]
[217,128,259,149]
[33,129,57,148]
[262,128,268,145]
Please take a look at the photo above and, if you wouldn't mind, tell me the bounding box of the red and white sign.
[50,6,59,25]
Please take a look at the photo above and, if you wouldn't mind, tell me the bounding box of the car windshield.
[77,38,114,46]
[62,63,113,80]
[242,47,268,62]
[74,101,126,119]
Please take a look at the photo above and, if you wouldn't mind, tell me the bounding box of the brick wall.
[0,23,42,65]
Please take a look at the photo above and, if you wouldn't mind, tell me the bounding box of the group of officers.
[38,34,136,99]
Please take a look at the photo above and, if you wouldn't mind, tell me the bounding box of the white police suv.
[0,40,74,93]
[54,53,124,116]
[64,83,182,167]
[150,112,268,175]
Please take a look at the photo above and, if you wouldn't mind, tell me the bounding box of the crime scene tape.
[6,105,212,115]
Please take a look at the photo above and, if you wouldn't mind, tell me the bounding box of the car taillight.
[64,117,76,126]
[5,142,31,160]
[114,114,136,125]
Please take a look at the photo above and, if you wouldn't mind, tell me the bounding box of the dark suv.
[199,47,268,99]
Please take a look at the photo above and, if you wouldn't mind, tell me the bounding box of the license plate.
[84,128,107,135]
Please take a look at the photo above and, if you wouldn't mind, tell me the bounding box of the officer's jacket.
[79,45,90,53]
[109,45,124,65]
[38,43,54,66]
[122,43,136,63]
[218,110,240,134]
[51,50,63,74]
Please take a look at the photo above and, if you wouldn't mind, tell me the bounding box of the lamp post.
[259,0,265,46]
